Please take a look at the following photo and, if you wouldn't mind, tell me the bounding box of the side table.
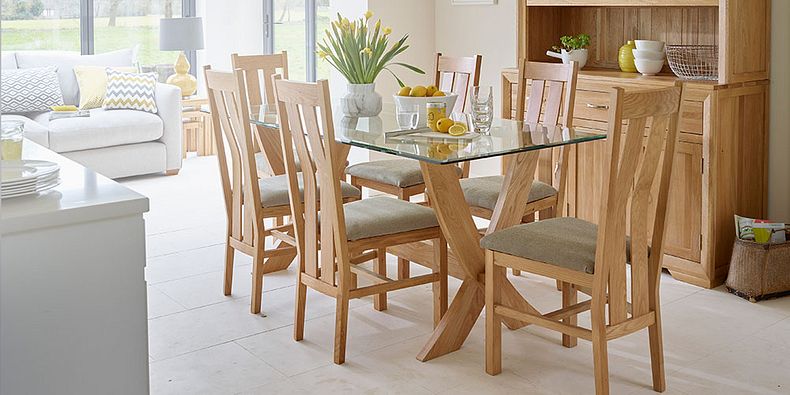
[182,96,216,157]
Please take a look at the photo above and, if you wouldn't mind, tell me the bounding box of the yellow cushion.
[73,65,137,110]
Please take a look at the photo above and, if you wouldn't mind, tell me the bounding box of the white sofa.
[1,50,182,178]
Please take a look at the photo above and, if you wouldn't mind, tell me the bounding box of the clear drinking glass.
[470,85,494,134]
[1,120,25,160]
[396,103,420,130]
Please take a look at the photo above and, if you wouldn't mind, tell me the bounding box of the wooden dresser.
[503,0,770,288]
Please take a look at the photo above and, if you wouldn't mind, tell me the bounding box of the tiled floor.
[122,155,790,395]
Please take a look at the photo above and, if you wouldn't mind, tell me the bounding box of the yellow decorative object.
[618,40,637,73]
[167,52,197,97]
[73,65,137,109]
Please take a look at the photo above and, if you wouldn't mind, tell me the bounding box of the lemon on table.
[436,117,454,133]
[397,86,412,96]
[448,124,466,136]
[411,85,427,97]
[432,91,446,97]
[426,85,438,96]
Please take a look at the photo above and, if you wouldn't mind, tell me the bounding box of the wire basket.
[665,45,719,80]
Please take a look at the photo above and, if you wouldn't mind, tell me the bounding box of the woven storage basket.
[726,237,790,302]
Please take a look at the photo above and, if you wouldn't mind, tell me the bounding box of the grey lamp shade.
[159,17,205,51]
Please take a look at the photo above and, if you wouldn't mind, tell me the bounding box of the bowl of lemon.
[392,85,458,128]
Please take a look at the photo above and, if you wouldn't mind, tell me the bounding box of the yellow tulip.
[383,27,392,35]
[364,10,373,19]
[360,47,373,57]
[375,20,381,29]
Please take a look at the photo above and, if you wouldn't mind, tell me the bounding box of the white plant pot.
[340,83,382,117]
[545,48,588,69]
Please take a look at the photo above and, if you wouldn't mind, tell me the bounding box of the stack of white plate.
[1,160,61,199]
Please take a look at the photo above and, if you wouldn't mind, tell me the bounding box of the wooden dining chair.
[345,52,482,280]
[231,52,291,179]
[483,86,682,395]
[204,66,361,315]
[272,75,448,365]
[462,59,578,277]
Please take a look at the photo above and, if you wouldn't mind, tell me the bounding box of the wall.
[769,0,790,221]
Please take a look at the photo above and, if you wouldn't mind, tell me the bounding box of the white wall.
[769,0,790,221]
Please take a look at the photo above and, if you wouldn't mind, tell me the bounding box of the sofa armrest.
[155,83,183,172]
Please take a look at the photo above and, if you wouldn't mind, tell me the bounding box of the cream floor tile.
[146,223,227,258]
[146,244,244,285]
[149,341,286,395]
[755,316,790,350]
[154,264,255,310]
[147,286,186,319]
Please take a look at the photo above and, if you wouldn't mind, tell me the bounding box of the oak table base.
[416,151,542,361]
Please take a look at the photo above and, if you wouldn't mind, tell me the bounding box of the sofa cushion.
[0,67,64,113]
[103,69,158,113]
[44,108,163,153]
[15,49,134,106]
[0,114,49,147]
[1,52,17,69]
[73,66,137,110]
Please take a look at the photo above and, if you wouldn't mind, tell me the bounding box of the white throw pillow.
[103,69,158,113]
[0,66,64,113]
[15,49,134,106]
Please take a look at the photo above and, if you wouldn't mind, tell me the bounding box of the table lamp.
[159,17,204,97]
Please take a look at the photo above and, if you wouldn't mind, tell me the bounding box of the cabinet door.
[720,0,770,84]
[657,141,703,263]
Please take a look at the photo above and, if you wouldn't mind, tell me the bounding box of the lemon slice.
[448,124,466,136]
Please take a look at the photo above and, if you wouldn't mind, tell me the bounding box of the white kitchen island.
[1,141,150,394]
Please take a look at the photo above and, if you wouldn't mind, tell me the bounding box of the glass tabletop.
[236,103,605,165]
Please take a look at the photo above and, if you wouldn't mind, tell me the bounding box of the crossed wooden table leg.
[416,151,541,362]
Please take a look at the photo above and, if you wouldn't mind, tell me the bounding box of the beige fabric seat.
[480,217,635,274]
[343,197,439,241]
[460,175,557,211]
[258,174,360,208]
[346,159,462,188]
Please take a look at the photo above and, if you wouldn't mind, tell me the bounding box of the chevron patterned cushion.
[0,66,64,113]
[103,69,158,113]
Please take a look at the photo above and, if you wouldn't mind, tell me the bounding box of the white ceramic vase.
[340,83,382,117]
[545,48,588,69]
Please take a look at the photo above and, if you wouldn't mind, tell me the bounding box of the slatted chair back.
[231,52,289,109]
[204,66,265,247]
[513,59,579,213]
[593,86,681,326]
[272,76,350,289]
[434,52,482,114]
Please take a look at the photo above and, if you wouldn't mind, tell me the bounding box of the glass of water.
[396,103,420,130]
[470,85,493,134]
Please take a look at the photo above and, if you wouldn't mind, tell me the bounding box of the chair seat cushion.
[258,174,361,208]
[343,197,439,241]
[460,175,557,211]
[346,159,462,188]
[480,217,634,274]
[255,152,302,177]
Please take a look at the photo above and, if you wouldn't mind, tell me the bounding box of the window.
[264,0,329,82]
[0,0,196,68]
[1,0,81,52]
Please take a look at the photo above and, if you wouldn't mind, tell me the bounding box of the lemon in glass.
[410,86,427,97]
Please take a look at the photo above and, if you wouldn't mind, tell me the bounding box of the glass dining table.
[242,102,606,362]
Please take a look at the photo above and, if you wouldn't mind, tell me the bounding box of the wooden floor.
[124,155,790,395]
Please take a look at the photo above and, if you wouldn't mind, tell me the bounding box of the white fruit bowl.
[635,59,665,76]
[634,40,665,52]
[632,49,664,61]
[392,93,459,127]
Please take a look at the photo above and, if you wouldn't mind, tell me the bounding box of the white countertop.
[0,140,149,235]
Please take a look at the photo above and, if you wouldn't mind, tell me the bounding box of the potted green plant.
[546,33,590,69]
[318,11,425,117]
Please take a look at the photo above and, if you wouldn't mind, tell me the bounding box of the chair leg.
[591,304,610,395]
[374,248,387,311]
[485,250,503,375]
[333,294,350,365]
[223,241,235,296]
[250,251,265,314]
[649,308,666,392]
[397,190,411,280]
[432,235,448,328]
[561,282,578,348]
[294,272,307,341]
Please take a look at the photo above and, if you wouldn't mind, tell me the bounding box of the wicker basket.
[725,237,790,302]
[665,45,718,80]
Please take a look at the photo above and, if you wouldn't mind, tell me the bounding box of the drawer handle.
[586,103,609,109]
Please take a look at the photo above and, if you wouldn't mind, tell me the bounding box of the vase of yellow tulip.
[318,11,425,117]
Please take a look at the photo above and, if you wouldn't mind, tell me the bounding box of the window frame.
[263,0,319,82]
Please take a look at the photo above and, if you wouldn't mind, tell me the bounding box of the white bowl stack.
[632,40,666,76]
